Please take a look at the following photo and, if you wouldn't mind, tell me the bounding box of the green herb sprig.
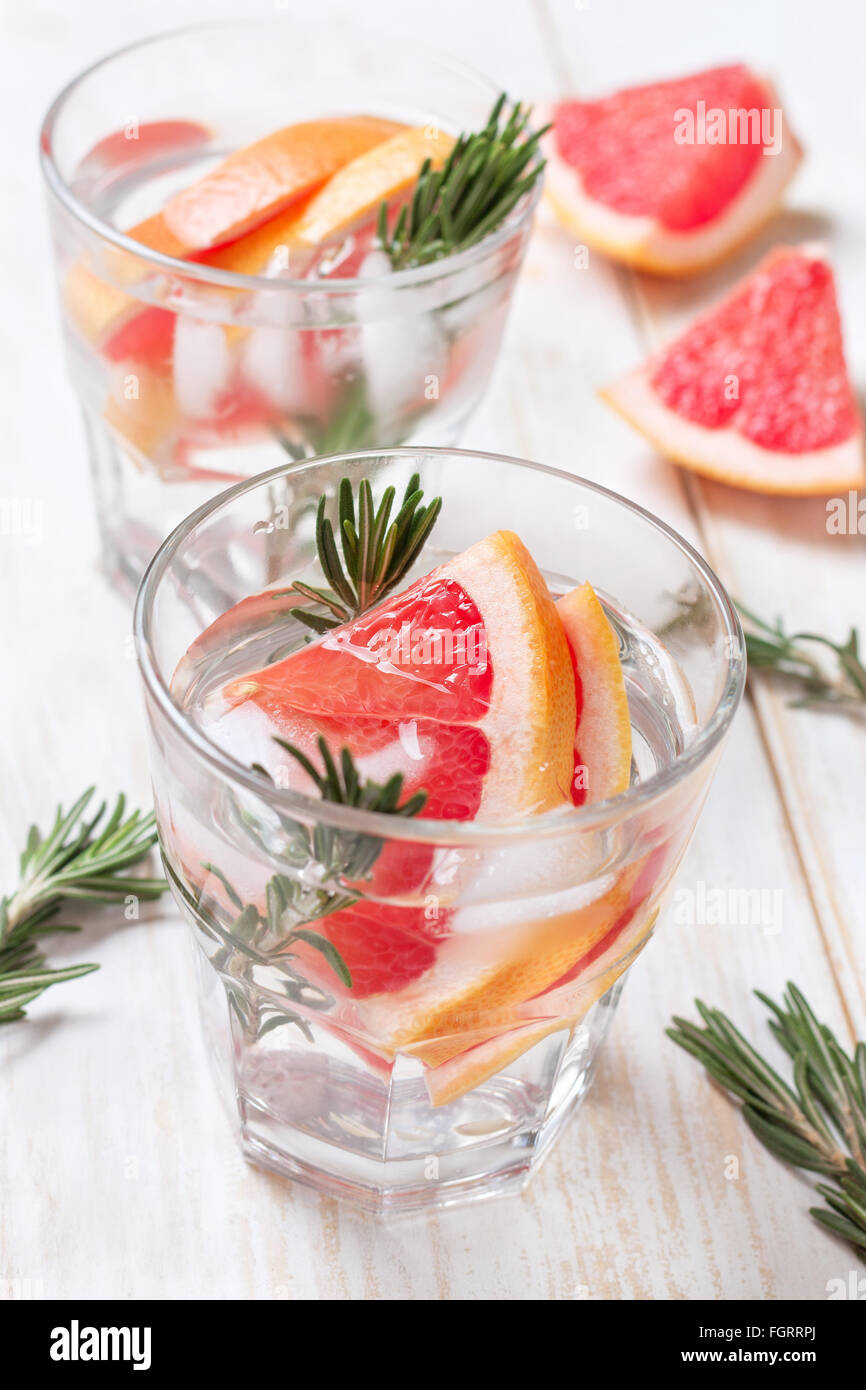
[738,604,866,715]
[378,93,548,270]
[0,789,167,1021]
[668,984,866,1257]
[290,472,441,633]
[202,739,428,1042]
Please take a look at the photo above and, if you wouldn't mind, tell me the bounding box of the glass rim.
[133,446,746,847]
[39,16,544,296]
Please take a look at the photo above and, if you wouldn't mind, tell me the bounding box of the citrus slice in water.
[223,528,577,825]
[544,64,802,275]
[63,114,404,352]
[559,582,632,806]
[205,535,634,1073]
[603,245,865,494]
[160,114,405,252]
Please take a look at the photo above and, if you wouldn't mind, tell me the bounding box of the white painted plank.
[0,0,861,1301]
[534,0,866,1019]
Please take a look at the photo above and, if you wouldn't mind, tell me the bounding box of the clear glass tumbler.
[40,20,541,592]
[134,447,744,1213]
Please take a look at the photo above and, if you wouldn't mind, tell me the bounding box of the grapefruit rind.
[161,115,405,251]
[557,582,632,803]
[602,366,866,495]
[541,77,803,276]
[424,902,660,1107]
[602,245,866,495]
[356,863,638,1061]
[446,531,576,819]
[287,126,455,249]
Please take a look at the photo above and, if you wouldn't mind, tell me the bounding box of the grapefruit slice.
[199,532,636,1075]
[285,126,454,250]
[63,115,404,351]
[222,529,576,823]
[558,582,631,806]
[544,64,802,275]
[73,121,212,191]
[603,245,866,495]
[203,125,450,276]
[357,865,638,1060]
[103,362,178,472]
[160,115,404,252]
[207,529,576,1005]
[424,901,660,1107]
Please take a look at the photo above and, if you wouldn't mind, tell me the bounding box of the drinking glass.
[134,446,745,1213]
[40,20,541,591]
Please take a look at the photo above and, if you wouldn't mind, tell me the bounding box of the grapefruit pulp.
[544,64,802,275]
[603,245,865,494]
[203,526,633,1094]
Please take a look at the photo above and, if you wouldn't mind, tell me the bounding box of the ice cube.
[451,869,617,935]
[241,323,309,416]
[173,316,231,419]
[356,252,448,423]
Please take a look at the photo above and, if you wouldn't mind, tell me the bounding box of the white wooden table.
[2,0,864,1300]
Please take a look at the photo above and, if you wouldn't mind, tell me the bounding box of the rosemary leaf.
[0,789,167,1021]
[379,93,548,270]
[669,984,866,1258]
[738,603,866,716]
[288,472,441,631]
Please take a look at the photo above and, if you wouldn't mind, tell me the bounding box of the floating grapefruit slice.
[602,245,865,495]
[424,900,660,1107]
[160,115,404,252]
[544,64,802,275]
[202,534,635,1082]
[203,125,450,276]
[285,126,454,250]
[222,529,576,824]
[559,582,631,806]
[63,115,404,352]
[357,865,638,1062]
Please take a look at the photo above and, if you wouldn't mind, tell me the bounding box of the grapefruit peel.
[602,245,865,495]
[542,66,803,276]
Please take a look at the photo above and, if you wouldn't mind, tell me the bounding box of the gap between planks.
[531,0,863,1044]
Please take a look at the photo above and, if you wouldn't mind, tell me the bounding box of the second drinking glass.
[40,19,542,589]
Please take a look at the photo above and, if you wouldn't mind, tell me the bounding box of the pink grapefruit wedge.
[203,533,636,1088]
[602,245,865,495]
[544,64,802,276]
[161,114,405,252]
[559,582,631,806]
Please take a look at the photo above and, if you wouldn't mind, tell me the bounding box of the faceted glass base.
[193,939,625,1214]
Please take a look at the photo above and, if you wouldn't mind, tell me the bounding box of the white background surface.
[1,0,864,1300]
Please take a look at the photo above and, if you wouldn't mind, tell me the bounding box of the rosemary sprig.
[200,739,427,1042]
[275,380,377,463]
[252,734,427,886]
[0,789,167,1021]
[289,472,441,633]
[738,604,866,715]
[668,984,866,1257]
[378,92,548,270]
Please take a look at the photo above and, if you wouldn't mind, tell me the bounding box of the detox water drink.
[42,23,540,591]
[134,447,744,1211]
[162,580,700,1210]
